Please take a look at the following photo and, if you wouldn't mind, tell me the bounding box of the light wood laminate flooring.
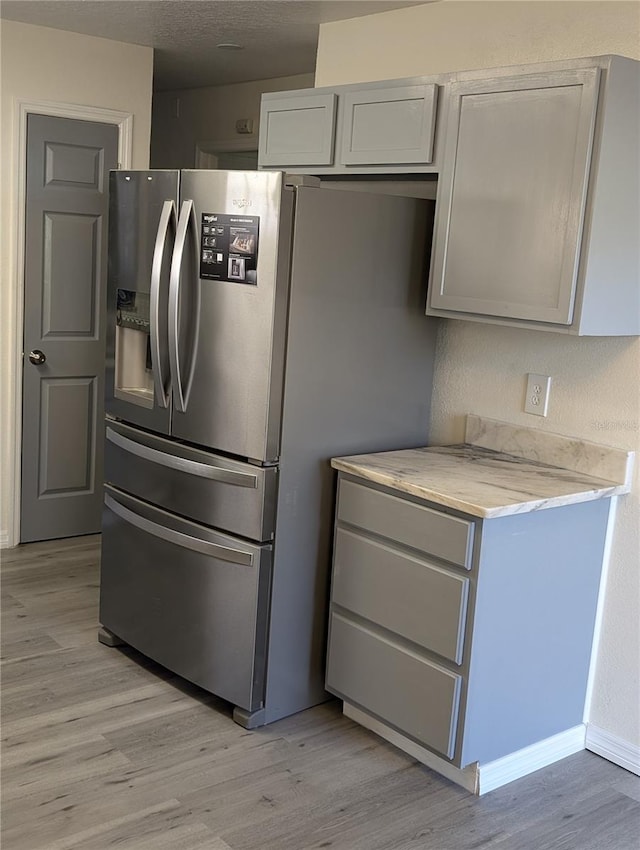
[2,535,639,850]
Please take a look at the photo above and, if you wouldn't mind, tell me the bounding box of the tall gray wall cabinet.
[325,456,624,795]
[427,56,640,335]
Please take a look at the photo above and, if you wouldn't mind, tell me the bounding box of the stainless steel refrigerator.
[99,169,437,728]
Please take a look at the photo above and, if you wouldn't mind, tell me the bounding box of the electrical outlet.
[235,118,254,134]
[524,373,551,416]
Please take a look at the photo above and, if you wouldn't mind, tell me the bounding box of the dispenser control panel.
[116,289,151,333]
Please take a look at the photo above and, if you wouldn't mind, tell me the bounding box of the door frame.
[194,135,257,168]
[9,100,133,547]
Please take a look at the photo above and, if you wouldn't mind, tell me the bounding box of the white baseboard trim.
[477,725,586,794]
[343,702,586,796]
[0,530,11,549]
[586,724,640,776]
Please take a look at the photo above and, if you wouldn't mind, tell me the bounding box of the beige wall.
[316,2,640,751]
[151,73,315,168]
[316,0,640,85]
[0,20,153,546]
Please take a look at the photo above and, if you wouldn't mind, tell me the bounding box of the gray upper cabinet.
[427,57,640,335]
[340,84,437,166]
[259,93,337,167]
[259,79,440,174]
[260,56,638,334]
[429,69,599,325]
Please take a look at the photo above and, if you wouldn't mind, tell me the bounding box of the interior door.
[20,114,118,542]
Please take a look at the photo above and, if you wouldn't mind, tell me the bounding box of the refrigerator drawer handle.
[104,493,254,566]
[106,427,259,488]
[150,199,176,409]
[169,199,201,414]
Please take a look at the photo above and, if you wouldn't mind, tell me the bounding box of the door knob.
[28,349,46,365]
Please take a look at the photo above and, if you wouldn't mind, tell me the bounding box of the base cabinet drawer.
[326,613,461,759]
[338,478,474,568]
[332,528,469,663]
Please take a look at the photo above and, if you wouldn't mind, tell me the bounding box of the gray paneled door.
[21,114,118,542]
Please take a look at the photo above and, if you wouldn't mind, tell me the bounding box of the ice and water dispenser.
[114,288,154,408]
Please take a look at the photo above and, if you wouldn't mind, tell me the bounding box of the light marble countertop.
[331,416,634,519]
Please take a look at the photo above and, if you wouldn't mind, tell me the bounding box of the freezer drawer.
[105,420,277,541]
[100,486,272,712]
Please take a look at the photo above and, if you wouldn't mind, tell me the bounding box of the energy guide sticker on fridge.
[200,213,260,285]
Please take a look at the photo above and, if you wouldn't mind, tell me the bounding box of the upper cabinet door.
[259,93,337,167]
[429,69,600,325]
[340,84,438,166]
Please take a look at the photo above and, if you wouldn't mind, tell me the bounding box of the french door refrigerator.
[100,169,437,728]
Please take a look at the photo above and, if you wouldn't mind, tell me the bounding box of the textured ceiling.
[0,0,429,90]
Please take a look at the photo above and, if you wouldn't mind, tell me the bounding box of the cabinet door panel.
[429,69,599,324]
[259,93,336,167]
[340,84,437,165]
[327,613,461,758]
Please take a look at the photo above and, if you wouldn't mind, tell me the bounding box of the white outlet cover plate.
[524,373,551,416]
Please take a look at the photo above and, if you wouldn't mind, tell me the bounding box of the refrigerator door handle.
[169,199,201,413]
[150,199,176,409]
[104,493,254,566]
[106,426,259,488]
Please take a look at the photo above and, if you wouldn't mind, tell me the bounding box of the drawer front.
[259,94,337,167]
[340,84,437,166]
[337,478,474,568]
[332,528,469,664]
[327,613,461,758]
[100,487,272,712]
[105,421,277,541]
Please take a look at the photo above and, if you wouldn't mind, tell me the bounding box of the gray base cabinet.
[326,474,610,774]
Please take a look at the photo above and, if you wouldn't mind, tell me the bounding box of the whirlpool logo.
[232,198,253,209]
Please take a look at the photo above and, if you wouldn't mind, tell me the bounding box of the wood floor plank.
[2,535,639,850]
[1,736,132,804]
[20,798,212,850]
[181,725,420,838]
[222,763,442,850]
[0,632,63,661]
[499,787,640,850]
[616,771,640,803]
